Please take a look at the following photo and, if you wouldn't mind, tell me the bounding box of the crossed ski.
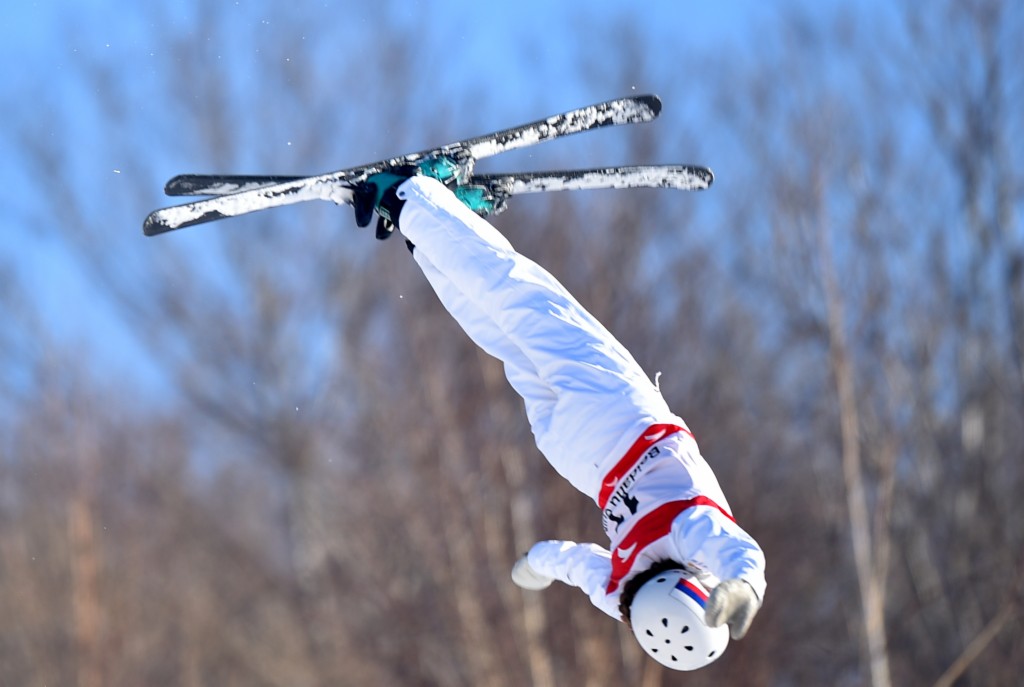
[144,95,713,237]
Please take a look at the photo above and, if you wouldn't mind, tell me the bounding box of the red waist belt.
[606,497,736,593]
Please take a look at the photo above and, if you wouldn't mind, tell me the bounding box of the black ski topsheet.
[165,174,306,196]
[144,95,662,236]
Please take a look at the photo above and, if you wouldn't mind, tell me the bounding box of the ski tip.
[143,209,185,236]
[699,166,714,188]
[637,94,662,117]
[683,165,714,190]
[142,214,167,236]
[143,207,194,236]
[164,175,189,196]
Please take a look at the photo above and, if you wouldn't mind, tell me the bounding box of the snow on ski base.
[467,98,659,160]
[499,166,713,194]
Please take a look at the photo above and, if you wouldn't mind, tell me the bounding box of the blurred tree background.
[1,1,1022,685]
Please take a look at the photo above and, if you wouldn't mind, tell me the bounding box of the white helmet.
[628,568,729,671]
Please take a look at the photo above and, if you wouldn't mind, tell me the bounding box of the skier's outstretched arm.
[512,540,620,620]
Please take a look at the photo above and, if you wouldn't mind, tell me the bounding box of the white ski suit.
[397,176,766,621]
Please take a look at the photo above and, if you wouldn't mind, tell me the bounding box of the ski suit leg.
[398,176,679,499]
[414,249,557,439]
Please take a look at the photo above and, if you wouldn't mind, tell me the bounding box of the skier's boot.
[352,156,499,240]
[453,184,500,216]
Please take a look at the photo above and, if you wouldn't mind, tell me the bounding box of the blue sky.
[0,0,811,388]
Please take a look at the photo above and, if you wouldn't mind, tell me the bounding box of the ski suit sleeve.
[671,505,767,602]
[526,540,621,620]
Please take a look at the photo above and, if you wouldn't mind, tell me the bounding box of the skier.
[353,160,766,672]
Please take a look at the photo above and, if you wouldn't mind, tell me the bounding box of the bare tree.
[3,2,1023,686]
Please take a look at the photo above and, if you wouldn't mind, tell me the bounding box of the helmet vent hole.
[681,625,689,633]
[671,656,678,662]
[661,618,669,627]
[664,639,671,644]
[657,577,667,583]
[708,650,717,658]
[685,645,694,651]
[645,630,654,637]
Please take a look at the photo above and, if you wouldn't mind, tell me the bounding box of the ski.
[444,165,713,198]
[144,94,662,236]
[163,165,714,199]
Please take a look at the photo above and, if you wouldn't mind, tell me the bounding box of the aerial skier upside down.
[352,161,766,672]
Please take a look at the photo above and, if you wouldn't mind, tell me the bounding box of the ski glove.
[353,157,501,239]
[353,156,465,238]
[705,578,760,639]
[352,167,415,238]
[511,555,554,590]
